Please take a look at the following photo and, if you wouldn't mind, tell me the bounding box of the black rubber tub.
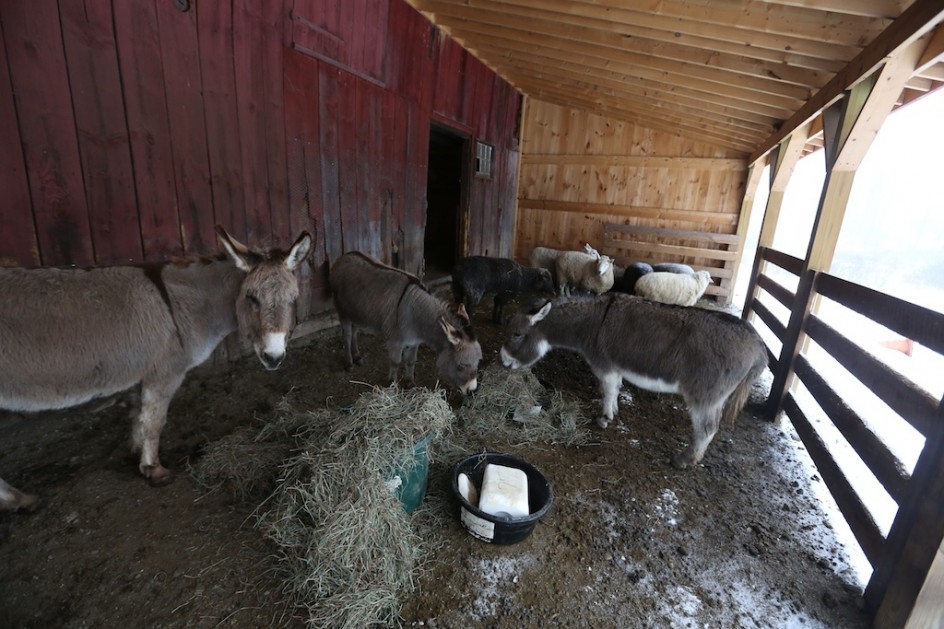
[451,452,553,545]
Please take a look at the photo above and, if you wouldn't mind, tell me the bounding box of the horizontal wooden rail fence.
[742,245,944,623]
[602,222,739,301]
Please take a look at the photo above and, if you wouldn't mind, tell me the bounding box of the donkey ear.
[284,231,313,271]
[455,302,470,323]
[216,226,254,272]
[439,317,463,347]
[530,301,552,325]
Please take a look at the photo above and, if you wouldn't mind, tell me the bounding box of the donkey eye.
[246,294,261,308]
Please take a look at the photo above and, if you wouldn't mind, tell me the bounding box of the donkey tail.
[721,352,768,426]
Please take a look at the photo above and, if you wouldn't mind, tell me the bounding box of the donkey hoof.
[595,416,610,429]
[671,454,692,470]
[16,492,41,513]
[142,465,174,487]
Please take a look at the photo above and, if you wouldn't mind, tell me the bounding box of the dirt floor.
[0,293,874,628]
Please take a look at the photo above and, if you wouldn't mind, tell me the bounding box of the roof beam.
[749,0,944,163]
[757,0,911,20]
[492,54,781,134]
[451,28,799,120]
[413,0,862,62]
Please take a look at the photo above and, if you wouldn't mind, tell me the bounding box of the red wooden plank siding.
[380,90,403,266]
[197,0,248,241]
[403,100,428,275]
[386,1,434,109]
[353,83,370,256]
[60,1,142,264]
[155,0,215,255]
[318,64,344,265]
[0,0,522,316]
[113,0,182,259]
[336,72,360,253]
[283,50,325,315]
[260,0,291,247]
[364,82,385,260]
[234,0,272,242]
[0,21,39,267]
[1,0,92,266]
[432,33,464,123]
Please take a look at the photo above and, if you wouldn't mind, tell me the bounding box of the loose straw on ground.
[193,365,591,628]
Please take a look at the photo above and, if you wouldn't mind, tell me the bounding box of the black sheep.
[452,256,555,324]
[611,261,695,294]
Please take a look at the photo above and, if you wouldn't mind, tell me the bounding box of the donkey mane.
[0,226,314,512]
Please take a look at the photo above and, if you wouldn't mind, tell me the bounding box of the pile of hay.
[196,388,452,628]
[441,362,591,459]
[193,364,590,628]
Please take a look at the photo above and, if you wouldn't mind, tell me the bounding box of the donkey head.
[216,226,313,370]
[436,303,482,395]
[500,300,553,370]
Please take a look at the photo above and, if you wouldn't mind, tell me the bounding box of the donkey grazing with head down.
[500,294,768,468]
[0,226,313,511]
[330,251,482,394]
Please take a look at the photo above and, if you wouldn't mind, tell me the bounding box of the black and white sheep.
[452,256,555,323]
[634,269,713,306]
[611,261,695,294]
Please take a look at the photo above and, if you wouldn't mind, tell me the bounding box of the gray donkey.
[330,251,482,394]
[500,294,768,467]
[0,226,312,511]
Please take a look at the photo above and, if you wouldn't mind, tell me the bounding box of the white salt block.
[478,463,529,518]
[458,472,479,507]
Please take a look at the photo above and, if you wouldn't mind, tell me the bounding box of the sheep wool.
[555,251,615,295]
[635,270,712,306]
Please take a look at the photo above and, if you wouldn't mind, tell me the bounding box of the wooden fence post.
[764,269,817,420]
[870,396,944,626]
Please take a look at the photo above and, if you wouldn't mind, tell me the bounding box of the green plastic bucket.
[390,433,433,513]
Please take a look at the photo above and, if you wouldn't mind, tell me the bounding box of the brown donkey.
[0,226,313,511]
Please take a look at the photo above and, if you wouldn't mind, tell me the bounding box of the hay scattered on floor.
[196,388,452,628]
[193,365,591,628]
[437,363,591,461]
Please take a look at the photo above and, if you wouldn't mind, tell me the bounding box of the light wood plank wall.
[514,98,750,299]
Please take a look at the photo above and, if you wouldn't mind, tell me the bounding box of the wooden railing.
[602,223,739,301]
[742,245,944,623]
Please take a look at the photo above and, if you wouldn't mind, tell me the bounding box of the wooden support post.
[765,269,817,420]
[871,396,944,627]
[757,123,810,250]
[729,161,765,306]
[805,35,931,273]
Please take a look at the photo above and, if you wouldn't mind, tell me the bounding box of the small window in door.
[474,141,493,178]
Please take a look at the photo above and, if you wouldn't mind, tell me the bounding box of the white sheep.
[529,246,563,273]
[555,250,615,295]
[634,270,713,306]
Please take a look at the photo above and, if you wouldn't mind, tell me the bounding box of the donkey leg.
[595,371,622,429]
[340,320,360,370]
[385,342,405,385]
[132,375,185,486]
[0,477,39,512]
[672,402,723,469]
[492,291,511,324]
[401,345,419,388]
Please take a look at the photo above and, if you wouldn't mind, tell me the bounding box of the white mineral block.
[478,463,529,518]
[458,472,479,507]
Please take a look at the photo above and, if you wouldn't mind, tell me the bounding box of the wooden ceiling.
[406,0,944,158]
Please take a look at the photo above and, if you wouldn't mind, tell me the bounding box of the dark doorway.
[424,125,466,280]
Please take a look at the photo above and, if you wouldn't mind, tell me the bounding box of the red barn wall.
[0,0,521,317]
